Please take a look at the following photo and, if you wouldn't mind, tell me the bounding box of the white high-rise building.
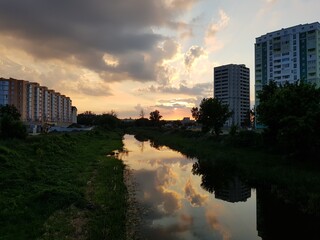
[255,22,320,104]
[214,64,250,127]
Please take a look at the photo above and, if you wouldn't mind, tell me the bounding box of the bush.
[0,114,27,139]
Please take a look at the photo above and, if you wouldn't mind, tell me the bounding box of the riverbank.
[128,127,320,216]
[0,129,127,240]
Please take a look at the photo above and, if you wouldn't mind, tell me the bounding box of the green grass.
[0,129,127,240]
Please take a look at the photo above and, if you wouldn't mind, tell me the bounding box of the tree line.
[77,109,163,128]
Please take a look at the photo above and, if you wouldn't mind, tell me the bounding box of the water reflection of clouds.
[184,178,208,207]
[206,209,231,240]
[134,168,182,216]
[156,165,178,187]
[125,135,213,239]
[123,135,259,240]
[141,213,194,240]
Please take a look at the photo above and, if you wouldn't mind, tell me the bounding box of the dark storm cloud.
[0,0,197,82]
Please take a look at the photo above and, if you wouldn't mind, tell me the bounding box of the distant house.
[181,117,194,125]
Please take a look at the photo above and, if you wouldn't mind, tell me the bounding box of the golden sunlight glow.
[103,53,119,67]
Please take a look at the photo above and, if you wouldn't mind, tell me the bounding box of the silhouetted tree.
[95,113,120,129]
[257,80,320,159]
[139,109,145,119]
[108,110,117,118]
[0,105,27,139]
[191,98,232,135]
[77,111,96,125]
[77,111,120,129]
[149,110,162,125]
[135,118,150,127]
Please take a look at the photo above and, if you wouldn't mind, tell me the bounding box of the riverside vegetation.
[0,129,127,240]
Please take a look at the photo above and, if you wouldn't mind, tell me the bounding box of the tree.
[95,113,120,129]
[0,105,27,139]
[256,80,320,159]
[191,98,232,135]
[77,111,96,125]
[0,104,21,120]
[149,110,162,125]
[77,111,120,129]
[139,109,145,119]
[108,110,117,118]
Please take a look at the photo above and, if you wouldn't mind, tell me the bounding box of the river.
[120,134,319,240]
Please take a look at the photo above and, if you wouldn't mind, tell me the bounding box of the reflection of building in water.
[256,185,320,240]
[214,177,251,203]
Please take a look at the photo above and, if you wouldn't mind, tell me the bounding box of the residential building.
[0,77,75,126]
[0,78,28,120]
[214,64,250,127]
[254,22,320,128]
[214,176,251,203]
[255,22,320,104]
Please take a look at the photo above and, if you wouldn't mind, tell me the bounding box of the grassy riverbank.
[128,127,320,216]
[0,129,127,240]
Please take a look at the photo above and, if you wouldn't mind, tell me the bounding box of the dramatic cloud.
[154,98,197,109]
[184,46,205,69]
[0,0,197,83]
[205,9,230,51]
[155,103,190,110]
[77,80,112,96]
[138,82,213,96]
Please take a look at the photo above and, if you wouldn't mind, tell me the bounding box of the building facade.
[255,22,320,105]
[214,176,251,203]
[0,77,74,126]
[0,78,28,120]
[214,64,250,127]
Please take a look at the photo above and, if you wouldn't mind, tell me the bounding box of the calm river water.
[120,134,319,240]
[120,135,259,240]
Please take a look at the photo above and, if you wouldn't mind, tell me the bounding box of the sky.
[0,0,319,120]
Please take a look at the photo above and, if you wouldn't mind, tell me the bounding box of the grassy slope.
[0,129,127,240]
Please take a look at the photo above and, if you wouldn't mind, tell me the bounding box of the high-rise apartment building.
[214,64,250,127]
[255,22,320,105]
[0,77,74,126]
